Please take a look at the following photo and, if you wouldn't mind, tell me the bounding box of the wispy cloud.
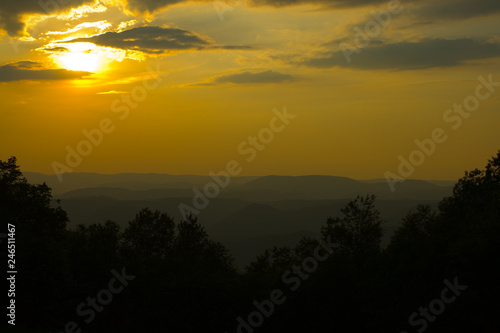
[301,38,500,70]
[45,20,112,36]
[192,70,296,86]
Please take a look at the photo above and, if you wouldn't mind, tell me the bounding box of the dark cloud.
[249,0,500,22]
[220,45,253,50]
[0,61,90,82]
[3,0,497,37]
[43,46,71,53]
[302,38,500,70]
[9,60,42,69]
[124,0,500,23]
[126,0,186,14]
[412,0,500,21]
[248,0,500,19]
[322,37,385,48]
[0,0,93,36]
[126,0,389,14]
[213,70,295,84]
[248,0,385,8]
[62,26,249,53]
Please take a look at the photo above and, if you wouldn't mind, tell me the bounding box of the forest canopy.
[1,151,499,332]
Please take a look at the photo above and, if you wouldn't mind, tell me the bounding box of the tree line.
[1,152,499,332]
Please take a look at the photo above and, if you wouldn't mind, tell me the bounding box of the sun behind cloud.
[55,42,101,72]
[58,52,100,72]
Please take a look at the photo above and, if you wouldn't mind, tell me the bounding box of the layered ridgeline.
[25,172,453,265]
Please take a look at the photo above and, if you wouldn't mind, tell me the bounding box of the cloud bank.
[2,0,499,37]
[0,0,94,36]
[214,70,295,84]
[62,26,249,54]
[0,61,90,82]
[302,38,500,70]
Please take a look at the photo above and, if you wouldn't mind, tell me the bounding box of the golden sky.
[0,0,499,180]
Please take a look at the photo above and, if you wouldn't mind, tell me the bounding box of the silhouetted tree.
[0,156,68,232]
[68,221,121,288]
[389,204,435,251]
[0,157,71,328]
[321,194,383,258]
[122,208,175,261]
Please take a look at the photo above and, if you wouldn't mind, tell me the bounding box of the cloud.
[2,0,498,37]
[0,61,90,82]
[8,60,41,69]
[411,0,500,21]
[0,0,94,36]
[248,0,500,23]
[248,0,386,8]
[193,70,295,86]
[45,20,112,36]
[0,0,393,37]
[125,0,187,14]
[248,0,500,20]
[62,26,249,54]
[42,46,71,53]
[301,38,500,70]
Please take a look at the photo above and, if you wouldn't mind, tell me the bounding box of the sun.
[53,42,102,72]
[59,51,100,72]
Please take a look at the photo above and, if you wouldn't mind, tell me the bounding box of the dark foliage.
[1,151,499,332]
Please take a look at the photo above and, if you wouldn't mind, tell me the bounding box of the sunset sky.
[1,0,499,180]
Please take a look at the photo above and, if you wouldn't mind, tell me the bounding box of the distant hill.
[222,175,451,200]
[23,172,258,195]
[23,172,454,266]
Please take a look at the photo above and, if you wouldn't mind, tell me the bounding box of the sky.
[0,0,499,181]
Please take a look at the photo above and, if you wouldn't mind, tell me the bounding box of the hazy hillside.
[21,172,454,266]
[222,175,451,200]
[23,172,258,195]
